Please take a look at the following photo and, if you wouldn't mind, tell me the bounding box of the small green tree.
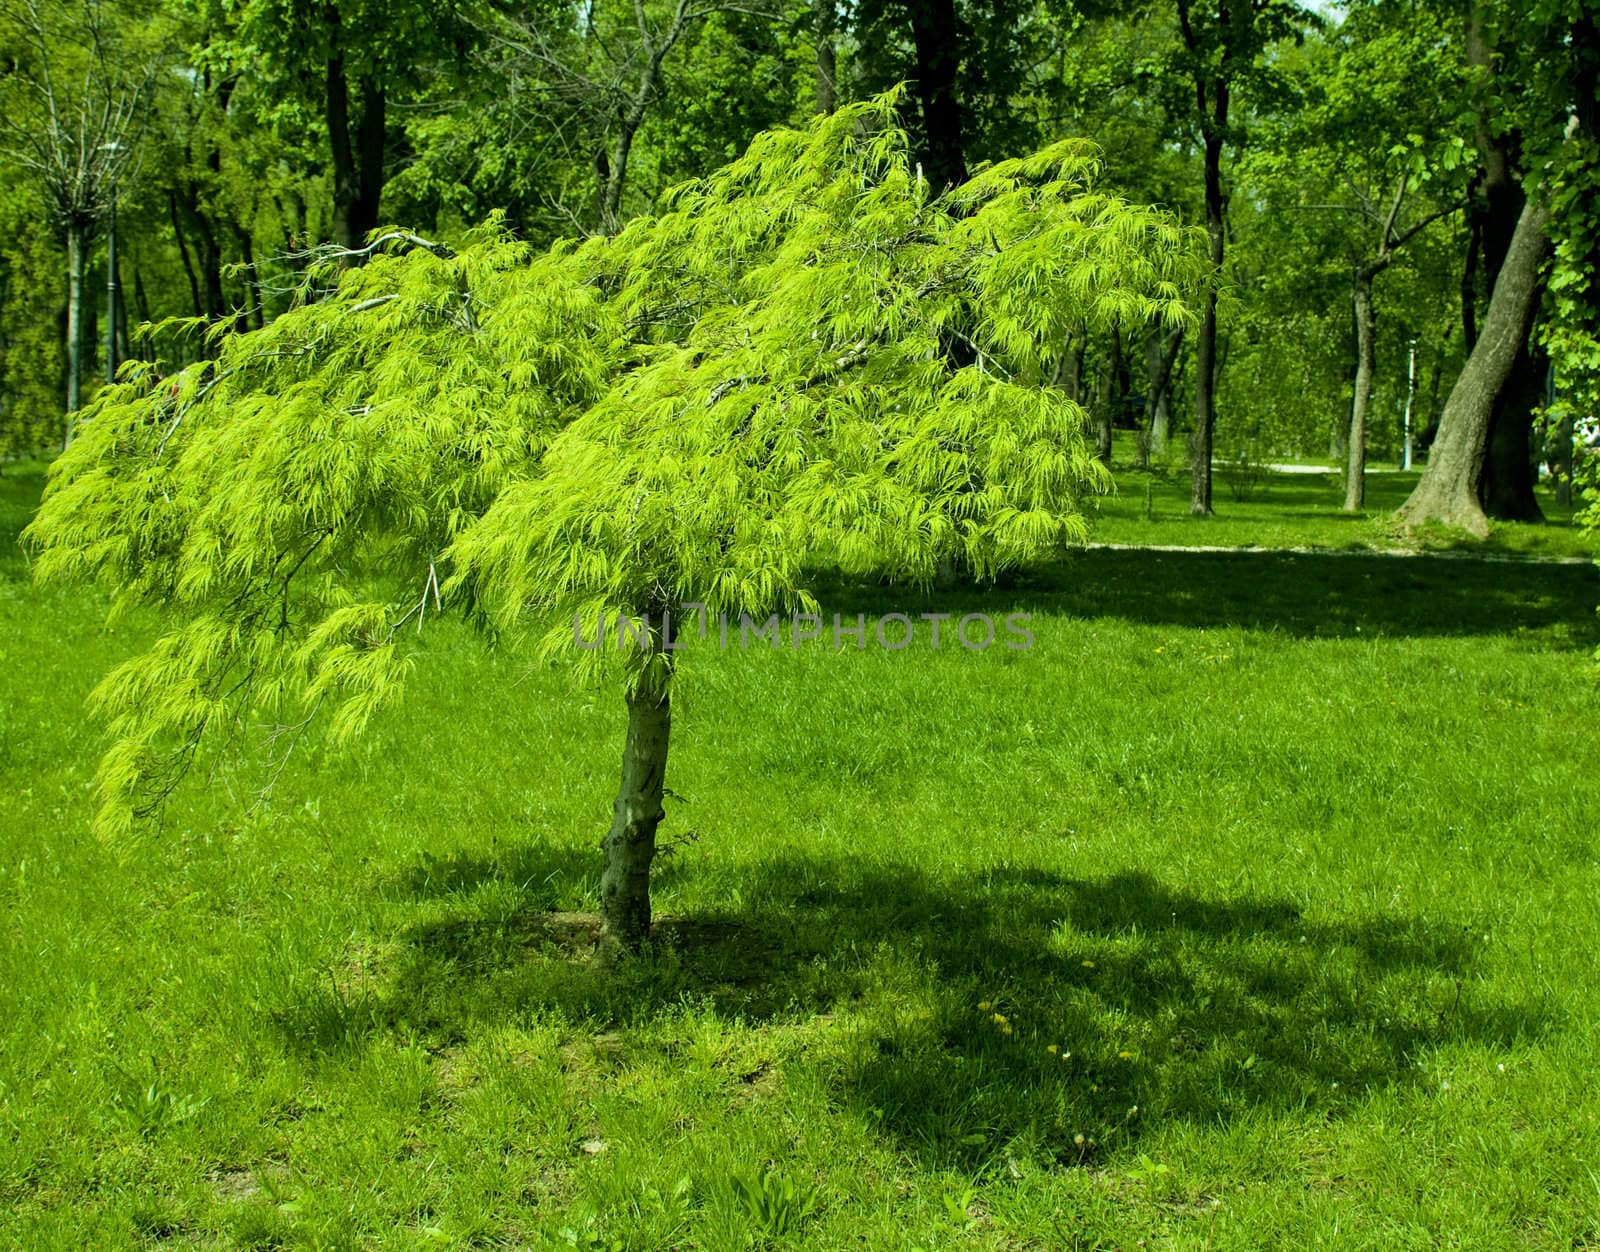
[28,96,1203,948]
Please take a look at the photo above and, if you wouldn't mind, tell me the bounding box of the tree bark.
[1481,344,1547,520]
[168,191,203,317]
[904,0,967,190]
[1144,325,1181,465]
[598,0,693,235]
[600,651,673,950]
[1092,320,1122,464]
[1051,325,1086,404]
[63,223,87,437]
[1189,123,1226,515]
[1398,196,1550,536]
[1344,269,1377,512]
[235,225,263,331]
[1464,1,1542,521]
[815,0,837,115]
[326,12,386,255]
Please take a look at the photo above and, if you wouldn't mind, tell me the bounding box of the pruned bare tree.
[0,0,146,437]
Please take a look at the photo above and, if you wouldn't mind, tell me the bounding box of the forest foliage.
[0,0,1594,481]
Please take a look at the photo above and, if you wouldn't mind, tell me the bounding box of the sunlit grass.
[1090,434,1594,558]
[2,462,1598,1248]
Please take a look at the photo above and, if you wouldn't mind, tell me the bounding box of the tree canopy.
[26,94,1203,942]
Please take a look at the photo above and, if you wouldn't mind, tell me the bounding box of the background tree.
[1254,1,1468,510]
[0,0,145,429]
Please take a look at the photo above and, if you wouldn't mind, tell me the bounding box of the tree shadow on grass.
[276,846,1549,1168]
[817,548,1599,645]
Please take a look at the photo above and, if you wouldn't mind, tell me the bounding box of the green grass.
[1091,435,1594,558]
[3,461,1600,1249]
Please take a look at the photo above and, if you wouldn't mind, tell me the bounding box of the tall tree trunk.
[600,655,673,950]
[132,265,151,341]
[326,16,386,255]
[63,222,87,439]
[1144,325,1181,465]
[1054,326,1086,403]
[1465,1,1541,521]
[234,225,262,331]
[1191,126,1225,516]
[355,76,385,236]
[815,0,837,115]
[168,191,203,317]
[1398,196,1550,536]
[1093,321,1121,464]
[1481,344,1547,520]
[1345,269,1378,512]
[905,0,967,190]
[190,193,226,320]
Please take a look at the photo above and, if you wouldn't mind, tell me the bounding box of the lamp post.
[100,141,122,383]
[1400,339,1416,472]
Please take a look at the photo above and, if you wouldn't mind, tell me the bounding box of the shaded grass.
[3,462,1600,1249]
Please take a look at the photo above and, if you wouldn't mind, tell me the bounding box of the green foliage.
[725,1165,819,1238]
[26,97,1205,837]
[0,210,66,456]
[27,223,609,834]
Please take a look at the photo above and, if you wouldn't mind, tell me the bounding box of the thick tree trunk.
[905,0,967,190]
[1398,196,1550,536]
[63,223,87,439]
[326,20,386,255]
[1481,344,1547,520]
[600,661,673,950]
[1463,2,1543,522]
[1345,271,1377,512]
[1190,130,1225,516]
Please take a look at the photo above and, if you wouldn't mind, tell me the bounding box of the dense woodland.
[1,0,1597,531]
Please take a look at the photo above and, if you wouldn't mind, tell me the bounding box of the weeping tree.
[27,96,1203,950]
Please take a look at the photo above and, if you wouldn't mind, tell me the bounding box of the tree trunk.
[168,191,204,317]
[326,15,386,255]
[1398,196,1550,536]
[1093,321,1121,464]
[1462,0,1543,522]
[1191,129,1225,516]
[1345,270,1377,512]
[235,225,263,331]
[905,0,967,190]
[1144,325,1181,464]
[63,223,87,439]
[1051,325,1086,405]
[1481,344,1547,520]
[600,659,673,950]
[815,0,837,115]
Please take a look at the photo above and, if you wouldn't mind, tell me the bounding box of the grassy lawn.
[3,461,1599,1249]
[1091,436,1594,559]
